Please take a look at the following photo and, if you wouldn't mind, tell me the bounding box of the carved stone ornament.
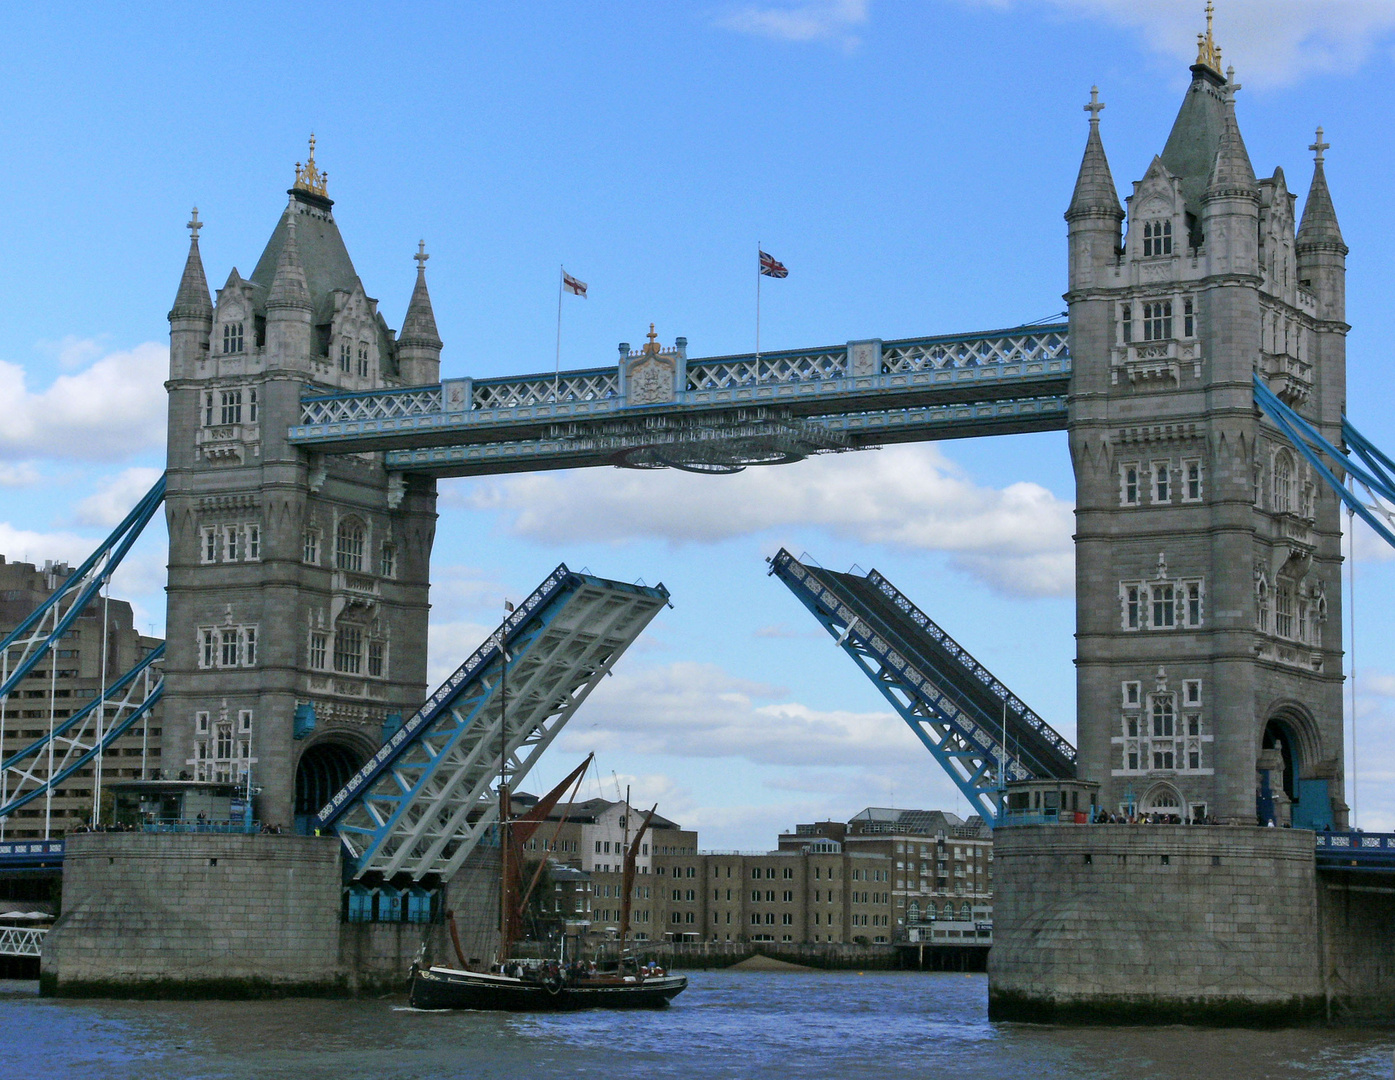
[626,356,676,406]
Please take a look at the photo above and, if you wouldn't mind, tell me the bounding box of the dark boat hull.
[409,965,687,1011]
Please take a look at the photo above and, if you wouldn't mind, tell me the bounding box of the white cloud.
[72,467,165,527]
[450,444,1075,597]
[36,335,106,372]
[0,523,97,570]
[426,618,495,687]
[0,342,168,461]
[0,463,41,487]
[716,0,869,50]
[968,0,1395,88]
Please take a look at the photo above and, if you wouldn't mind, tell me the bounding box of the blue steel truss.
[321,565,669,881]
[1253,375,1395,550]
[768,549,1075,824]
[287,324,1069,475]
[0,644,164,820]
[0,474,165,703]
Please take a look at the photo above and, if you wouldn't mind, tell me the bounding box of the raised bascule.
[12,9,1395,1020]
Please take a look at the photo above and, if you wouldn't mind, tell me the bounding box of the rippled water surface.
[2,973,1393,1080]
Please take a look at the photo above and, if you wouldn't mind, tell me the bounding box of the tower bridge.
[16,10,1395,1019]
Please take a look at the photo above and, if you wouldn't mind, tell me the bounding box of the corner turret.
[169,208,213,378]
[265,209,312,361]
[398,241,443,385]
[1200,71,1259,278]
[1296,128,1347,323]
[1066,87,1124,291]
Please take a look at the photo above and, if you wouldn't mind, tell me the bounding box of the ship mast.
[619,803,658,955]
[496,601,514,964]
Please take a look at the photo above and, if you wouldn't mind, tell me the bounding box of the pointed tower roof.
[1297,127,1346,251]
[1206,70,1257,197]
[400,241,443,348]
[1066,87,1123,220]
[1158,7,1231,217]
[266,209,311,310]
[170,208,213,320]
[249,137,363,319]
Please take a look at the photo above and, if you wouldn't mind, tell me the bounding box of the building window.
[1124,584,1141,629]
[248,388,258,424]
[379,543,397,579]
[303,530,321,565]
[200,630,216,668]
[239,709,253,733]
[203,391,215,426]
[1257,578,1270,633]
[1152,695,1175,738]
[1143,219,1172,257]
[243,627,257,666]
[334,626,363,674]
[1123,681,1141,708]
[336,520,365,572]
[1153,461,1170,503]
[1183,296,1195,337]
[357,343,370,378]
[200,527,218,564]
[1273,452,1294,514]
[1151,583,1175,629]
[224,526,241,562]
[339,342,352,373]
[220,390,243,426]
[1186,581,1202,626]
[1275,579,1295,639]
[220,629,239,667]
[223,322,244,354]
[1143,301,1172,341]
[247,524,261,560]
[1121,464,1140,506]
[1184,680,1201,707]
[196,710,209,734]
[368,640,385,678]
[1183,460,1202,501]
[1121,304,1133,344]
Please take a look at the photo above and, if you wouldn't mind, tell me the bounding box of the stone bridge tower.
[1066,28,1348,826]
[164,141,441,829]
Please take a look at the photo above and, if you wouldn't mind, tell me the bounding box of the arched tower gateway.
[163,141,441,829]
[1066,32,1347,826]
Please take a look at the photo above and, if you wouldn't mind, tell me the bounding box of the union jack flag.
[759,250,788,278]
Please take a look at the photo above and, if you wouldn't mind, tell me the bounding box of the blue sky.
[4,1,1395,846]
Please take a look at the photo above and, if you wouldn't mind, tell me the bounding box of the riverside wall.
[39,833,458,998]
[989,824,1327,1024]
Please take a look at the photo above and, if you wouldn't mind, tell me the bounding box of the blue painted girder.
[320,564,669,882]
[768,550,1076,824]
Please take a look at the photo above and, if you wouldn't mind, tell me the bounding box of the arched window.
[942,902,954,919]
[960,902,972,920]
[336,519,365,572]
[1256,577,1270,633]
[1275,578,1295,639]
[1273,452,1294,513]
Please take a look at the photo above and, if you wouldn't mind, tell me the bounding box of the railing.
[1315,831,1395,868]
[0,926,46,957]
[0,839,64,867]
[136,818,260,834]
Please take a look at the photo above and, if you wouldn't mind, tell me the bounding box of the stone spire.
[1296,127,1346,252]
[170,207,213,320]
[266,209,311,311]
[1205,70,1257,198]
[1066,87,1123,221]
[398,241,443,385]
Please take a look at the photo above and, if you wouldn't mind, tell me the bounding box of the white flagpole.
[554,265,564,403]
[756,242,762,363]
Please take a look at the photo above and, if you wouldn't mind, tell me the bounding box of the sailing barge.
[408,754,687,1011]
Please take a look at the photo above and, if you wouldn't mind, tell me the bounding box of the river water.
[2,972,1392,1080]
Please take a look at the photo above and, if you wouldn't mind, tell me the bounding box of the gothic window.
[1184,680,1201,707]
[1151,583,1175,628]
[1124,585,1142,629]
[1275,578,1295,639]
[247,524,260,560]
[1121,463,1140,506]
[1143,220,1172,257]
[200,527,217,564]
[303,529,321,565]
[339,342,352,374]
[1153,462,1170,502]
[1121,304,1133,344]
[220,389,243,425]
[203,392,215,426]
[216,722,233,759]
[196,711,209,734]
[1183,296,1195,337]
[1123,681,1141,708]
[1257,577,1270,633]
[1186,581,1202,626]
[248,388,258,424]
[335,520,365,572]
[1126,715,1139,737]
[200,629,216,668]
[357,343,370,378]
[239,709,252,733]
[223,322,244,354]
[243,627,257,666]
[368,639,385,678]
[1143,301,1173,341]
[1273,451,1294,513]
[379,542,397,579]
[1152,695,1175,738]
[309,632,327,670]
[1183,460,1202,501]
[224,526,240,562]
[334,625,363,674]
[221,629,238,667]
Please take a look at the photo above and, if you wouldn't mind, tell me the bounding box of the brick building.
[0,558,163,838]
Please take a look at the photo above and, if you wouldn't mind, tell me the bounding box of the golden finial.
[642,323,661,354]
[293,133,329,197]
[1195,1,1223,75]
